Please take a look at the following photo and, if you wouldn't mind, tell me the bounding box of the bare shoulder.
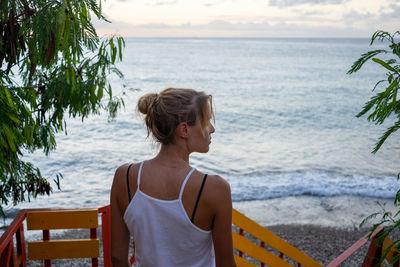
[112,163,140,189]
[204,174,231,200]
[206,174,230,190]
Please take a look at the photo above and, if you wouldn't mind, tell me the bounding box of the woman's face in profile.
[188,118,215,153]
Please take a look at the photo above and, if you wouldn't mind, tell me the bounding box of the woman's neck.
[154,144,190,167]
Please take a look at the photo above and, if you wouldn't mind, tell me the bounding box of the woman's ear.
[176,122,189,139]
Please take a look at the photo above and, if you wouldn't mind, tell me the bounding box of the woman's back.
[123,161,215,266]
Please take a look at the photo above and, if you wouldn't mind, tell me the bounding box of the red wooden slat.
[0,210,26,253]
[90,228,97,239]
[362,230,383,267]
[0,242,12,267]
[99,205,112,267]
[9,239,15,267]
[239,228,244,258]
[42,229,51,267]
[91,227,98,267]
[43,230,50,241]
[261,241,265,267]
[326,226,383,267]
[92,257,99,267]
[130,242,135,265]
[15,223,26,267]
[16,224,27,267]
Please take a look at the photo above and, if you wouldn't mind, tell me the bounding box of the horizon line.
[98,35,372,39]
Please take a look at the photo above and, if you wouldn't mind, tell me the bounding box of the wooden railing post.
[239,228,244,258]
[16,223,27,267]
[99,205,112,267]
[362,230,383,267]
[42,229,51,267]
[0,210,27,267]
[260,241,265,267]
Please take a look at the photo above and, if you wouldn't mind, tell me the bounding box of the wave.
[228,170,399,202]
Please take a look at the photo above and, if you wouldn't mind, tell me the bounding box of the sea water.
[3,38,399,227]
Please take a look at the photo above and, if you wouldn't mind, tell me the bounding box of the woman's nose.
[210,124,215,134]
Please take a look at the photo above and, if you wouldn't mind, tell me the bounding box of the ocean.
[3,38,399,228]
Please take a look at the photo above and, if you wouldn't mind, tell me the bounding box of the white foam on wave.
[229,171,399,201]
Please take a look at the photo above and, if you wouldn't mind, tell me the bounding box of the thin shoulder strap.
[137,161,145,187]
[126,163,133,202]
[178,168,196,199]
[191,174,208,223]
[126,161,145,202]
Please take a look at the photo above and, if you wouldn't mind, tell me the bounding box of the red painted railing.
[0,209,27,267]
[0,206,122,267]
[98,205,135,266]
[235,224,310,267]
[98,205,112,267]
[0,205,394,267]
[326,226,384,267]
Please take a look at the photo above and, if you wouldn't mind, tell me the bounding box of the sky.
[93,0,400,38]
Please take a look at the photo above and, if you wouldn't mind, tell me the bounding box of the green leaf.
[3,87,14,108]
[372,80,386,91]
[3,126,17,152]
[6,113,20,124]
[372,58,397,72]
[117,37,123,61]
[388,74,393,83]
[0,0,126,218]
[372,119,400,153]
[348,50,387,74]
[371,30,393,45]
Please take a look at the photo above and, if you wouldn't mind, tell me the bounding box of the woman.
[110,88,236,267]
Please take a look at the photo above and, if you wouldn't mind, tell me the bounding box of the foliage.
[349,30,400,265]
[0,0,125,217]
[348,30,400,153]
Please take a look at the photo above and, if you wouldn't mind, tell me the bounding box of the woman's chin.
[200,146,210,153]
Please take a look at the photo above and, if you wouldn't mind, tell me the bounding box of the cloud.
[341,9,375,25]
[268,0,345,7]
[145,0,178,6]
[93,18,373,38]
[379,3,400,19]
[203,0,230,7]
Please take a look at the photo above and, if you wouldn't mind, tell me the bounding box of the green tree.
[348,30,400,265]
[0,0,125,217]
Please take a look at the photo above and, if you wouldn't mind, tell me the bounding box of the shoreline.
[233,195,397,229]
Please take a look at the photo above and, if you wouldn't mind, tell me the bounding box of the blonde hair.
[137,88,214,145]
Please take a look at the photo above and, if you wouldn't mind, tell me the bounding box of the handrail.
[232,209,323,267]
[0,209,27,267]
[97,205,135,266]
[1,206,397,267]
[326,226,384,267]
[98,205,112,267]
[0,206,112,267]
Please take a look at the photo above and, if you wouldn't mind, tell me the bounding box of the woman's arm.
[211,176,236,267]
[110,165,131,267]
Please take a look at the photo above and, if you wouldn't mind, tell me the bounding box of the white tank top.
[123,161,215,267]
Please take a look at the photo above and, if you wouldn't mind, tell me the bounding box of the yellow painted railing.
[0,206,398,267]
[26,209,100,266]
[232,209,323,267]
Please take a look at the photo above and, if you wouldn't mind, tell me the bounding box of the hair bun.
[137,93,158,115]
